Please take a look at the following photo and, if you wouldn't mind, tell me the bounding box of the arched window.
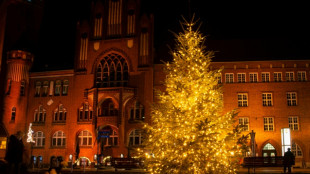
[34,105,46,122]
[95,53,129,87]
[129,129,143,146]
[292,142,303,157]
[98,98,118,116]
[54,104,67,122]
[129,101,144,121]
[33,131,45,147]
[99,126,118,146]
[262,143,276,157]
[78,130,92,146]
[11,107,16,121]
[52,131,66,147]
[78,103,93,121]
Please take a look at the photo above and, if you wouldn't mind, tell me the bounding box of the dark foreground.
[24,167,310,174]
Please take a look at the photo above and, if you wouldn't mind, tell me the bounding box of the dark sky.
[33,0,310,70]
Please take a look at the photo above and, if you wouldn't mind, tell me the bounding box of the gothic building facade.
[1,0,310,169]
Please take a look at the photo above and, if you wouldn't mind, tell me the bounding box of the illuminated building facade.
[1,0,310,169]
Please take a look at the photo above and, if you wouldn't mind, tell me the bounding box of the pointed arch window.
[95,53,129,87]
[54,104,67,122]
[34,105,46,122]
[78,103,93,121]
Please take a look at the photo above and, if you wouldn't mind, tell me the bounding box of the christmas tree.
[142,19,246,174]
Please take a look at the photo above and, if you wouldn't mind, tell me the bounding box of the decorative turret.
[3,50,33,136]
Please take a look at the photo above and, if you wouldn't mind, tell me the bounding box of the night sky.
[33,0,310,71]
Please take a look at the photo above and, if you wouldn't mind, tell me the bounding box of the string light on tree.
[141,17,247,174]
[27,123,35,143]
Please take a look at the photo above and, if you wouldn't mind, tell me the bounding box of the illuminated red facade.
[1,0,310,169]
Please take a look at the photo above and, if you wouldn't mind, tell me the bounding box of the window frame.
[249,72,258,83]
[273,72,282,82]
[297,71,307,81]
[33,131,45,147]
[52,131,66,147]
[238,117,249,131]
[262,93,273,106]
[261,72,270,82]
[225,73,234,83]
[78,130,93,147]
[286,72,294,82]
[287,92,297,106]
[237,73,246,83]
[288,116,299,131]
[263,117,274,131]
[237,93,248,107]
[129,129,143,146]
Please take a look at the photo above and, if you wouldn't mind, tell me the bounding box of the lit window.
[35,81,41,97]
[262,93,273,106]
[287,92,297,106]
[261,72,270,82]
[54,104,67,122]
[129,129,143,146]
[238,117,249,131]
[274,72,282,82]
[42,81,49,96]
[237,73,246,83]
[96,53,129,87]
[263,143,275,150]
[62,80,69,95]
[20,80,25,96]
[286,72,294,82]
[288,116,299,131]
[52,131,66,147]
[237,93,248,107]
[78,103,93,121]
[33,131,45,147]
[0,137,7,149]
[55,80,61,96]
[297,71,306,81]
[129,101,145,121]
[291,142,303,157]
[264,117,274,131]
[78,130,92,146]
[249,73,258,83]
[11,107,16,121]
[225,73,234,83]
[34,105,46,122]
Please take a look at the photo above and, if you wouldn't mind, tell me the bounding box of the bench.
[243,157,284,173]
[111,158,142,171]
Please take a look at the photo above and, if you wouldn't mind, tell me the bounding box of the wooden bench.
[243,157,284,173]
[111,158,142,171]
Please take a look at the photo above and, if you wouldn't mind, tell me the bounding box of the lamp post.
[249,130,256,157]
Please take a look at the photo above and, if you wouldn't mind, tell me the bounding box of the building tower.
[2,50,33,136]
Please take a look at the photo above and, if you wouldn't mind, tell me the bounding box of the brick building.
[1,0,310,169]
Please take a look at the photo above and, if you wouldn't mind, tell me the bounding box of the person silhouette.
[5,131,25,174]
[283,148,295,174]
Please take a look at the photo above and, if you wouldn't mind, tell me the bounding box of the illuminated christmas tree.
[143,20,246,174]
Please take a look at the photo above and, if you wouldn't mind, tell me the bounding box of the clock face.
[47,99,54,106]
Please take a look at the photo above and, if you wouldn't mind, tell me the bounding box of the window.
[261,72,270,82]
[129,101,145,121]
[237,93,248,107]
[52,131,66,147]
[225,73,234,83]
[291,142,303,157]
[20,80,25,96]
[107,0,122,37]
[127,9,135,36]
[264,117,274,131]
[0,137,6,149]
[288,116,299,131]
[11,107,16,121]
[98,98,118,116]
[263,143,275,150]
[297,71,306,81]
[35,81,41,96]
[6,79,12,95]
[262,93,273,106]
[34,105,46,122]
[54,104,67,122]
[99,127,118,146]
[287,92,297,106]
[78,103,93,121]
[96,53,129,87]
[238,117,249,131]
[33,131,45,147]
[129,129,143,146]
[237,73,246,83]
[42,81,49,96]
[286,72,294,82]
[78,33,88,70]
[249,73,258,83]
[78,130,92,146]
[49,81,54,96]
[274,72,282,82]
[93,14,102,38]
[217,73,222,84]
[62,80,69,95]
[54,80,61,96]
